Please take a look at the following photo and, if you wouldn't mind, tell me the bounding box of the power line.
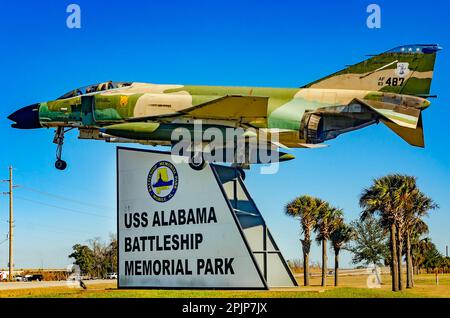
[0,216,110,237]
[19,186,114,210]
[0,167,114,273]
[15,196,113,219]
[1,229,101,241]
[12,168,116,203]
[14,218,108,236]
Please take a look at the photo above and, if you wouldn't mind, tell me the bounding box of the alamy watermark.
[66,4,81,29]
[366,4,381,29]
[66,264,81,288]
[366,264,382,288]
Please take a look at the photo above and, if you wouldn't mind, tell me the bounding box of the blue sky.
[0,0,449,269]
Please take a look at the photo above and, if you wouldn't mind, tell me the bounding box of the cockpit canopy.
[385,44,442,54]
[57,81,132,100]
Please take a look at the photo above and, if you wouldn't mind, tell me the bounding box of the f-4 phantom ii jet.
[8,44,441,170]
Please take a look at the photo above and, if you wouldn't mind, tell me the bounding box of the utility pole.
[2,166,15,281]
[8,166,13,282]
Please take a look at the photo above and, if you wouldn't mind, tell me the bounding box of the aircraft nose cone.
[8,103,41,129]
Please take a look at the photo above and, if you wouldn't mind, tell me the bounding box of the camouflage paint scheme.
[10,44,441,156]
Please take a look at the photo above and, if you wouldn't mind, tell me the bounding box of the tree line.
[286,174,448,291]
[69,235,117,279]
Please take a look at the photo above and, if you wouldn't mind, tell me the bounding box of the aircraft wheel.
[189,152,206,171]
[55,159,67,170]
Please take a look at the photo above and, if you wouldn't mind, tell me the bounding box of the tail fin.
[303,44,441,97]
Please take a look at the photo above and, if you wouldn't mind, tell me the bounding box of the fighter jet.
[8,44,441,170]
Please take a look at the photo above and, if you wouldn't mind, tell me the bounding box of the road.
[293,267,390,277]
[0,279,112,290]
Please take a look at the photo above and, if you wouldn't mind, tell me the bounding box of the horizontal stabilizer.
[357,98,421,129]
[381,114,424,147]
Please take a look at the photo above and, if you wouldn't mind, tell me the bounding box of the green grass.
[22,287,441,298]
[1,274,448,298]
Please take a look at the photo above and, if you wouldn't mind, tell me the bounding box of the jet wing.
[128,95,268,126]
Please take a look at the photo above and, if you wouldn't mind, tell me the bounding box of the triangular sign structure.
[117,147,297,289]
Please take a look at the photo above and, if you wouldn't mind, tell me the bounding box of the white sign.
[117,148,266,288]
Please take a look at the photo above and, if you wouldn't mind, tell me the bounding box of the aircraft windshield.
[57,81,132,100]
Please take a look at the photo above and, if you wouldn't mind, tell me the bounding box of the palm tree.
[360,175,406,291]
[314,203,343,287]
[405,218,428,287]
[412,237,434,274]
[285,195,324,286]
[403,188,437,287]
[330,219,354,286]
[392,175,418,290]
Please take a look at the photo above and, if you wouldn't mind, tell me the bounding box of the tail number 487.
[378,77,405,87]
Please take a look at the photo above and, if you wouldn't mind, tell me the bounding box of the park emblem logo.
[147,161,179,203]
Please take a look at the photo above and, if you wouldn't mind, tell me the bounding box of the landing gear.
[55,159,67,170]
[53,127,71,170]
